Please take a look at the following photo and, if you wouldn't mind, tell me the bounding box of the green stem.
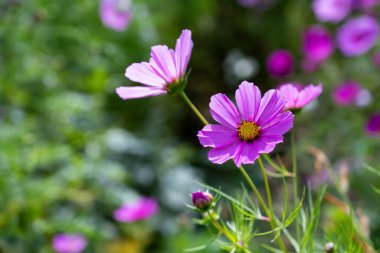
[291,129,300,241]
[179,90,209,125]
[207,211,252,253]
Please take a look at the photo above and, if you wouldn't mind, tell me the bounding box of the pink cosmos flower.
[100,0,132,31]
[366,114,380,135]
[197,81,293,167]
[332,80,362,105]
[337,16,379,56]
[279,83,323,110]
[266,50,294,78]
[303,25,334,64]
[114,197,158,222]
[116,30,193,100]
[52,234,87,253]
[312,0,352,23]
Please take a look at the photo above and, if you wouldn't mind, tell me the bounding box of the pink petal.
[116,86,166,100]
[278,84,300,109]
[198,124,238,148]
[255,89,286,126]
[210,93,241,129]
[150,45,177,83]
[296,84,323,108]
[125,62,167,87]
[261,111,294,135]
[233,142,260,167]
[235,81,261,121]
[208,140,242,165]
[255,135,284,154]
[175,29,193,77]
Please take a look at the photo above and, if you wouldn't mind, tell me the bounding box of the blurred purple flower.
[100,0,132,31]
[114,197,158,222]
[337,16,379,56]
[332,81,362,105]
[198,81,293,167]
[266,50,294,77]
[353,0,379,10]
[237,0,260,7]
[192,191,213,211]
[312,0,352,23]
[372,52,380,68]
[116,29,193,99]
[303,25,334,64]
[366,114,380,135]
[52,234,87,253]
[279,83,323,110]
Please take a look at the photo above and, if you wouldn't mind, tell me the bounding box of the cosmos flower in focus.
[100,0,132,31]
[332,81,362,106]
[52,234,87,253]
[337,16,379,56]
[266,50,294,78]
[116,29,193,99]
[312,0,352,23]
[114,197,158,222]
[198,81,293,167]
[279,83,323,111]
[303,25,334,64]
[366,114,380,136]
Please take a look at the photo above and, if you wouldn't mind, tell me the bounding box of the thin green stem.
[257,157,288,253]
[179,90,209,125]
[207,211,252,253]
[291,129,300,241]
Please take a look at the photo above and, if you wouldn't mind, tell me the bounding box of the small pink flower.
[266,50,294,78]
[302,25,334,64]
[198,81,293,167]
[312,0,352,23]
[114,197,159,222]
[52,234,87,253]
[192,191,214,211]
[278,83,323,110]
[366,114,380,136]
[116,29,193,100]
[332,81,362,105]
[100,0,132,31]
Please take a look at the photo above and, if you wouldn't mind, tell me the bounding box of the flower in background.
[198,81,293,167]
[278,83,323,111]
[332,80,362,105]
[114,197,158,222]
[353,0,379,11]
[266,50,294,78]
[302,25,334,65]
[116,29,193,99]
[372,52,380,68]
[312,0,352,23]
[237,0,260,7]
[100,0,132,32]
[192,191,214,211]
[337,16,379,56]
[52,234,87,253]
[366,114,380,136]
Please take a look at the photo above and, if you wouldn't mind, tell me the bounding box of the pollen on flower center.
[237,120,260,142]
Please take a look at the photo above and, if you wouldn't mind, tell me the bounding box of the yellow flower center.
[237,120,260,142]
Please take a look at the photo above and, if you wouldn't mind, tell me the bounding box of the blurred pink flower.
[198,81,293,167]
[266,50,294,78]
[116,29,193,99]
[114,197,159,222]
[353,0,379,10]
[303,25,334,64]
[372,51,380,68]
[52,234,87,253]
[337,16,379,56]
[332,80,362,105]
[366,114,380,135]
[100,0,132,31]
[279,83,323,110]
[312,0,352,23]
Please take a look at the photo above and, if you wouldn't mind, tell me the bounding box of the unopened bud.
[192,191,213,211]
[324,242,334,253]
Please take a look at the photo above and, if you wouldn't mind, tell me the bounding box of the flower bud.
[324,242,334,253]
[192,191,213,211]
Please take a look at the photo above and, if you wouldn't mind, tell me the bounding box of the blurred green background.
[0,0,380,252]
